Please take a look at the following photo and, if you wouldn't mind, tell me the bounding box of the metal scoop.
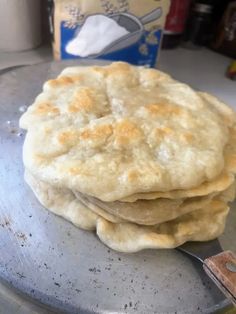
[94,7,162,57]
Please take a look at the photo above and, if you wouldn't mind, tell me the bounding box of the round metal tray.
[0,60,235,314]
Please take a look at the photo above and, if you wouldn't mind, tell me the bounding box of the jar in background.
[162,0,191,49]
[183,0,214,48]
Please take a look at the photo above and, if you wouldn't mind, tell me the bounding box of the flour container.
[51,0,170,67]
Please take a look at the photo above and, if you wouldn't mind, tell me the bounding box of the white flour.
[66,14,129,57]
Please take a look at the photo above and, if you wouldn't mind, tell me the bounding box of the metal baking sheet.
[0,60,235,314]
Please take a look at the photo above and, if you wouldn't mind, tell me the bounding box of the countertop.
[0,45,52,72]
[159,48,236,109]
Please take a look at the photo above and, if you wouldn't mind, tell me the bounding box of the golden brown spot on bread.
[44,127,52,134]
[127,170,139,182]
[155,127,173,139]
[146,103,183,116]
[225,154,236,172]
[180,132,194,144]
[80,124,112,141]
[68,88,95,113]
[35,155,48,163]
[209,199,227,209]
[57,130,78,145]
[141,69,163,81]
[92,66,106,74]
[47,75,82,87]
[92,63,131,77]
[106,62,131,73]
[223,115,235,126]
[115,120,141,137]
[114,120,142,147]
[105,62,135,79]
[34,102,60,115]
[229,126,236,139]
[68,167,81,175]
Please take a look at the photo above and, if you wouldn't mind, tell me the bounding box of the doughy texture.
[25,171,230,253]
[97,200,229,252]
[121,126,236,201]
[74,183,234,225]
[20,62,234,201]
[74,191,212,225]
[24,171,98,230]
[120,172,235,202]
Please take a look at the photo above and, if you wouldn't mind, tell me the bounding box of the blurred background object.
[162,0,191,49]
[162,0,236,59]
[49,0,170,67]
[227,59,236,80]
[42,0,52,45]
[183,0,214,49]
[0,0,42,52]
[211,1,236,58]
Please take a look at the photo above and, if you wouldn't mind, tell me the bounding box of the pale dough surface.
[120,172,234,202]
[20,62,236,201]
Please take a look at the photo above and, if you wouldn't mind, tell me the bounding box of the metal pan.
[0,60,235,314]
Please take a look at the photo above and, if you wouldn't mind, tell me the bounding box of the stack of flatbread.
[20,62,236,252]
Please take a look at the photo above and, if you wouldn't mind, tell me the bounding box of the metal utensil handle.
[140,8,162,25]
[203,251,236,306]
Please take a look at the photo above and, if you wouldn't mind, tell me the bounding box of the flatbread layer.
[25,171,230,253]
[20,62,235,201]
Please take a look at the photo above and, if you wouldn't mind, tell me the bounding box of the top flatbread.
[121,123,236,202]
[20,62,235,201]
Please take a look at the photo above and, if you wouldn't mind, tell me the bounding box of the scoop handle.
[203,251,236,306]
[140,8,162,25]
